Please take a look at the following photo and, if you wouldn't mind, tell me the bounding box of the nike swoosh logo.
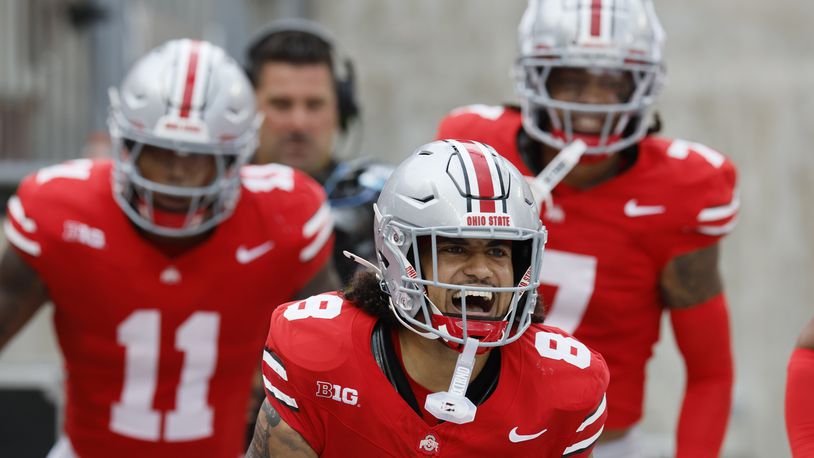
[236,241,275,264]
[624,199,666,217]
[509,426,548,443]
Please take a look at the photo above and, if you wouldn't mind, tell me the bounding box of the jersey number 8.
[534,331,591,369]
[283,295,343,321]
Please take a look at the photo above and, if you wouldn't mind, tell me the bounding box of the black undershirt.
[369,321,501,422]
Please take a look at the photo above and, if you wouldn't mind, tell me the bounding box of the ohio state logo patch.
[418,432,440,456]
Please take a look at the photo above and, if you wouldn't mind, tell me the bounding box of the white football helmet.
[514,0,666,155]
[374,140,547,352]
[108,39,261,237]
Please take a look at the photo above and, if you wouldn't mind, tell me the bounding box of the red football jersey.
[786,347,814,457]
[437,105,738,429]
[261,293,609,457]
[3,159,333,457]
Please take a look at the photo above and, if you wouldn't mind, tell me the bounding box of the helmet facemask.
[514,0,667,156]
[515,60,663,156]
[111,135,248,238]
[107,39,261,238]
[378,213,545,355]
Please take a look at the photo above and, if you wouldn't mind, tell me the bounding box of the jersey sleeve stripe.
[35,159,93,184]
[303,202,331,238]
[576,394,606,432]
[4,219,41,257]
[263,349,288,381]
[696,216,738,236]
[563,425,604,457]
[263,374,299,411]
[300,216,334,262]
[697,190,740,222]
[666,140,725,168]
[7,196,37,233]
[449,104,505,121]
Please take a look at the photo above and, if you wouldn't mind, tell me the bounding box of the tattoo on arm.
[0,247,48,350]
[264,399,281,427]
[660,243,723,309]
[246,399,316,458]
[247,400,279,458]
[247,400,274,458]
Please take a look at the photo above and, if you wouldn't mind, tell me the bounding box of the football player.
[786,317,814,456]
[247,140,609,457]
[0,39,338,457]
[435,1,738,456]
[245,18,393,284]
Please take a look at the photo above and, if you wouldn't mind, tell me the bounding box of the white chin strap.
[425,337,480,424]
[343,250,382,278]
[526,139,587,213]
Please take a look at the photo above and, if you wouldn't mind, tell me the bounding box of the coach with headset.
[245,18,392,284]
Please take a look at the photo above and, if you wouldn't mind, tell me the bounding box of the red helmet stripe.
[464,144,496,213]
[590,0,603,37]
[179,40,201,118]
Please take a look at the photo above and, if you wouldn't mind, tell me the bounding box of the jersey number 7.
[539,249,597,334]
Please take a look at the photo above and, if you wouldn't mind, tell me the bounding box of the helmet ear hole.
[377,250,389,269]
[223,155,238,169]
[123,139,137,152]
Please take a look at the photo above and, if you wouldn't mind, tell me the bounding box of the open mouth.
[572,117,607,135]
[449,290,496,317]
[153,194,193,212]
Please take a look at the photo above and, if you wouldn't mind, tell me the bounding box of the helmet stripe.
[168,40,189,117]
[580,0,614,43]
[474,142,506,210]
[189,41,212,120]
[179,40,201,118]
[445,141,474,212]
[462,142,498,213]
[590,0,603,37]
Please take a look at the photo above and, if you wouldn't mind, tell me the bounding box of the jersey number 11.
[110,310,219,442]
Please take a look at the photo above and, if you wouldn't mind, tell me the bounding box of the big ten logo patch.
[315,381,359,406]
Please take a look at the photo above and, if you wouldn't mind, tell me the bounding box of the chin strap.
[343,250,382,278]
[430,313,507,355]
[526,139,587,213]
[424,337,480,424]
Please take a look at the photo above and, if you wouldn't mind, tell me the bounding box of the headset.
[245,18,360,133]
